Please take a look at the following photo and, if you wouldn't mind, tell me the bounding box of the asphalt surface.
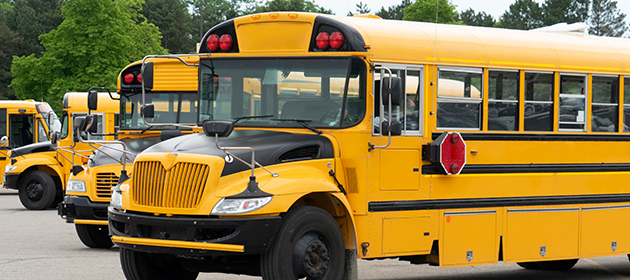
[3,188,630,280]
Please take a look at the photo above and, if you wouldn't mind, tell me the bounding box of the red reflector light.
[207,34,219,52]
[124,73,134,84]
[316,32,329,50]
[137,73,142,84]
[330,32,344,49]
[429,132,466,175]
[219,34,233,51]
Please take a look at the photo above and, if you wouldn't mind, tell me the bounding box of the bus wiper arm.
[234,115,274,123]
[272,119,322,135]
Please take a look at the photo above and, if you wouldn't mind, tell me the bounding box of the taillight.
[330,32,344,49]
[207,34,220,52]
[316,32,330,50]
[219,34,233,51]
[124,73,134,84]
[137,73,142,84]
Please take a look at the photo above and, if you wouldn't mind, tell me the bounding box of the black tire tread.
[18,170,57,210]
[75,224,114,249]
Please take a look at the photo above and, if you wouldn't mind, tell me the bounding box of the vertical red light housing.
[316,32,330,50]
[124,73,135,84]
[219,34,233,51]
[136,73,142,84]
[207,34,220,52]
[330,32,344,49]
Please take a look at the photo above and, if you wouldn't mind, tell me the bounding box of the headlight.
[4,165,17,173]
[211,197,272,215]
[66,180,86,192]
[110,187,122,210]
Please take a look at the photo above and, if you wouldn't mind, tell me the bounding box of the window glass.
[404,70,422,132]
[489,70,519,131]
[60,112,69,139]
[559,74,587,131]
[524,72,554,131]
[623,77,630,132]
[9,115,34,147]
[37,120,48,142]
[374,69,402,133]
[437,68,482,129]
[592,76,619,132]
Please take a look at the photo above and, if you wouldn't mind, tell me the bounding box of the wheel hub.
[293,232,330,279]
[25,181,43,201]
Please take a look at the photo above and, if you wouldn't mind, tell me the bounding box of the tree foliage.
[5,0,64,57]
[347,1,370,16]
[542,0,590,26]
[589,0,628,37]
[190,0,251,43]
[0,1,20,99]
[456,8,496,27]
[498,0,544,30]
[143,0,195,54]
[375,0,411,20]
[10,0,166,110]
[402,0,457,23]
[250,0,332,14]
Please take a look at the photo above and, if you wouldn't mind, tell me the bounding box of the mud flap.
[343,249,358,280]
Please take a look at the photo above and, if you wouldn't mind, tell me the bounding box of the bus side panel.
[382,216,432,255]
[440,210,497,267]
[504,208,579,262]
[580,205,630,257]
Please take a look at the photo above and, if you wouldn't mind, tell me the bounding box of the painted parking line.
[584,258,630,280]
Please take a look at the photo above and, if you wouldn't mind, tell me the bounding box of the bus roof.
[63,92,119,113]
[0,100,48,110]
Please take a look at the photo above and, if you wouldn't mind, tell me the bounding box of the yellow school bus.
[3,92,118,210]
[108,12,630,279]
[59,56,200,248]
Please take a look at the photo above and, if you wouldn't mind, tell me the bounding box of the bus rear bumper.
[108,207,282,256]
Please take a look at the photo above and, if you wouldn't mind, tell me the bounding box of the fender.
[11,155,64,178]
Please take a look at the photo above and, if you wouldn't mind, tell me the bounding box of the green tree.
[10,0,166,110]
[498,0,544,30]
[191,0,252,43]
[375,0,411,20]
[347,1,370,16]
[589,0,628,37]
[6,0,64,57]
[0,1,19,99]
[143,0,195,54]
[456,8,495,27]
[250,0,332,14]
[402,0,457,23]
[542,0,590,26]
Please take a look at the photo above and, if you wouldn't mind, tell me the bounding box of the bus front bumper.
[58,196,109,224]
[108,207,282,256]
[3,173,18,189]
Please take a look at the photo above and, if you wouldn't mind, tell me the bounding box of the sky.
[312,0,630,20]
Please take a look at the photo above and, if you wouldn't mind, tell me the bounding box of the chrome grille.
[95,173,117,198]
[133,161,209,208]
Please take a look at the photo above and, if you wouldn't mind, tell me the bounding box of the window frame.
[437,66,483,131]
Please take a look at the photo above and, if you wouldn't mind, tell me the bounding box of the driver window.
[373,65,423,135]
[37,120,48,142]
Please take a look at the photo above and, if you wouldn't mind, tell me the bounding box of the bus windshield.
[120,92,198,130]
[36,103,62,133]
[199,57,366,128]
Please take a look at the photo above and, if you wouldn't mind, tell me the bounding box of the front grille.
[133,161,209,208]
[95,172,118,198]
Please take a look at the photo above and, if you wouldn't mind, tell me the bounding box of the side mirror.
[85,115,98,133]
[203,120,234,138]
[0,135,8,147]
[141,104,154,119]
[142,61,154,90]
[87,90,98,111]
[50,131,60,147]
[73,116,86,143]
[381,120,402,136]
[382,77,403,106]
[47,113,56,125]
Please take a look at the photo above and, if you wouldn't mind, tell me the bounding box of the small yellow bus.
[59,56,200,248]
[108,12,630,280]
[3,92,118,210]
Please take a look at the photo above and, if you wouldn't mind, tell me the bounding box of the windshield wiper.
[234,115,274,123]
[272,119,322,135]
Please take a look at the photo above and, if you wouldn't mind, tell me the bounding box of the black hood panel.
[11,142,54,157]
[89,136,163,167]
[143,130,335,176]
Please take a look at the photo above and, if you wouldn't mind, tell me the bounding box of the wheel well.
[20,166,63,191]
[291,192,357,250]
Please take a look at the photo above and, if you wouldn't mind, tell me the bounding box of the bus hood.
[11,142,54,158]
[89,136,163,167]
[142,130,335,176]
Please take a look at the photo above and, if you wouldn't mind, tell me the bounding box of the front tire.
[120,248,199,280]
[261,206,345,280]
[18,170,57,210]
[75,224,114,248]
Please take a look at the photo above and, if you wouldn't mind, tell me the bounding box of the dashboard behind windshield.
[121,92,198,130]
[199,57,366,128]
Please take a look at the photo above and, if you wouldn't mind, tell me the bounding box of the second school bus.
[108,12,630,279]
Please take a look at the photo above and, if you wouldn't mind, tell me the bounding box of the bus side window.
[437,67,483,130]
[0,109,6,140]
[624,77,630,132]
[559,73,587,131]
[524,72,554,131]
[488,70,519,131]
[37,120,48,142]
[405,70,422,133]
[591,75,619,132]
[9,114,34,147]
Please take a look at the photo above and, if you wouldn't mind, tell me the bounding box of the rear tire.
[75,224,114,248]
[516,262,539,269]
[261,206,345,280]
[120,248,199,280]
[18,170,56,210]
[535,259,578,270]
